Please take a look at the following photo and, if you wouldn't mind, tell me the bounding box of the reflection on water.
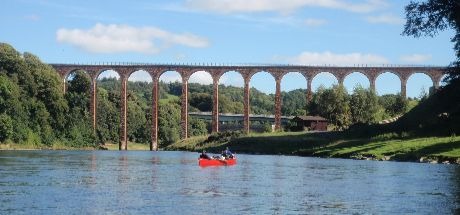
[0,150,459,214]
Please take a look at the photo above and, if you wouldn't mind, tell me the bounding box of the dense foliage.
[307,85,410,130]
[0,43,95,147]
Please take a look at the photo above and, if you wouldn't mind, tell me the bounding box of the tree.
[403,0,460,82]
[188,117,208,136]
[0,113,13,142]
[67,70,91,95]
[96,88,120,144]
[127,100,148,144]
[189,92,212,112]
[350,85,379,124]
[378,94,409,117]
[158,102,181,146]
[24,52,68,134]
[309,85,351,130]
[0,75,20,114]
[281,89,307,116]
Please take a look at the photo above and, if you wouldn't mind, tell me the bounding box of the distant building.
[291,116,328,131]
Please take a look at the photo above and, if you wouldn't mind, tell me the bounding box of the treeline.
[308,85,413,130]
[0,43,95,147]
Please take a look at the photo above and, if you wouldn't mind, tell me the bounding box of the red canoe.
[198,158,237,167]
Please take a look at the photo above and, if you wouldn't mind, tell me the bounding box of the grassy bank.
[0,142,96,150]
[0,141,151,151]
[166,131,460,164]
[104,142,150,150]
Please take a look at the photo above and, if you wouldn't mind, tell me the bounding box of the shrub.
[0,113,13,142]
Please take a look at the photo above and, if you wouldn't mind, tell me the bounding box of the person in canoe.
[199,150,211,159]
[222,147,234,159]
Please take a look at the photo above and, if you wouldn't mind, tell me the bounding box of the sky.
[1,0,456,98]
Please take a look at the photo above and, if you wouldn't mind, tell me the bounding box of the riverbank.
[0,142,95,150]
[166,131,460,164]
[0,141,151,151]
[3,131,459,164]
[104,142,150,150]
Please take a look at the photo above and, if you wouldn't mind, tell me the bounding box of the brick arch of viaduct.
[53,64,446,151]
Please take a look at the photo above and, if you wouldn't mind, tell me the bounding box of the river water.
[0,150,459,214]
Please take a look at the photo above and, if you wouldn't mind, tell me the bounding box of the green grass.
[104,142,151,150]
[0,141,95,150]
[311,136,460,160]
[167,131,460,163]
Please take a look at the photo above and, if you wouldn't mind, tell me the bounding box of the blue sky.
[1,0,455,97]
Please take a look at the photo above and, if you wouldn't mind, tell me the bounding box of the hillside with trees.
[0,43,95,148]
[0,42,418,149]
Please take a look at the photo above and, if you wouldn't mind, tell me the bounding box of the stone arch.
[212,70,245,133]
[64,68,88,81]
[92,68,125,149]
[311,71,339,91]
[375,71,402,95]
[343,71,371,93]
[247,70,280,129]
[406,72,434,98]
[415,69,445,90]
[249,70,276,94]
[157,70,186,139]
[125,69,153,149]
[127,69,153,81]
[280,71,308,116]
[158,70,183,83]
[343,70,370,82]
[378,70,404,84]
[188,70,214,85]
[64,68,92,84]
[281,71,307,91]
[64,69,92,94]
[95,69,121,81]
[218,70,244,87]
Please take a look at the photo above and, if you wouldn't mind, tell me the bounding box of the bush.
[262,123,273,133]
[24,130,41,147]
[189,117,208,137]
[0,113,13,142]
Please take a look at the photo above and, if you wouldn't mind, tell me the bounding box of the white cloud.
[159,71,182,83]
[400,54,432,64]
[286,51,389,66]
[366,13,404,25]
[129,71,152,82]
[189,71,213,85]
[158,71,214,84]
[304,18,327,27]
[185,0,387,14]
[56,23,209,54]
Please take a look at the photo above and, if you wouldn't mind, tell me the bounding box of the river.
[0,150,459,214]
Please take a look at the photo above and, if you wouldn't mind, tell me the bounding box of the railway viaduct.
[51,63,446,150]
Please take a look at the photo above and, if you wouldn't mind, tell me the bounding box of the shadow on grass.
[310,139,388,158]
[202,132,339,155]
[392,140,460,160]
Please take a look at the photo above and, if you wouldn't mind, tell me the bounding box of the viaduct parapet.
[51,64,447,151]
